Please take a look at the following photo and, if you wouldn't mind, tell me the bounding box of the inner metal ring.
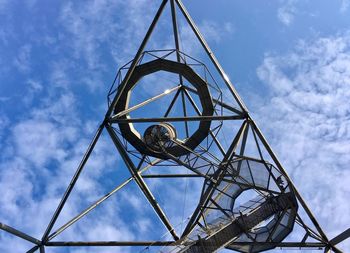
[144,123,177,152]
[113,58,214,159]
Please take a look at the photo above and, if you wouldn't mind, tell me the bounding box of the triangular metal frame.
[1,1,348,253]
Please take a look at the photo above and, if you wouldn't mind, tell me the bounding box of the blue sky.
[1,0,350,252]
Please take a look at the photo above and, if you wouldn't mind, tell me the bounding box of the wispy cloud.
[0,1,204,251]
[340,0,350,12]
[13,44,32,73]
[256,32,350,249]
[0,0,10,13]
[277,0,297,26]
[58,0,158,92]
[5,1,349,252]
[0,87,132,252]
[177,20,234,57]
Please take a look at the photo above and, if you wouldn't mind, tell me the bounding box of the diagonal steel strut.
[106,125,179,241]
[41,123,104,242]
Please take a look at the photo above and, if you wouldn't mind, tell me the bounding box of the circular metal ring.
[143,123,177,152]
[113,58,214,159]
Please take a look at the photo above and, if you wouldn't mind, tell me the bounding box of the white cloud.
[199,21,234,44]
[277,0,297,26]
[0,113,9,136]
[49,61,72,89]
[27,79,43,92]
[21,79,44,105]
[340,0,350,12]
[56,0,162,93]
[0,85,129,252]
[177,20,234,57]
[0,2,215,250]
[13,44,32,73]
[60,1,151,65]
[0,0,10,13]
[256,32,350,250]
[0,159,34,215]
[0,96,10,102]
[14,120,69,167]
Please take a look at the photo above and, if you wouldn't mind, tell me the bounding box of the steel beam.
[143,173,202,178]
[330,228,350,245]
[110,115,244,123]
[142,173,280,194]
[170,0,182,61]
[161,151,217,182]
[48,177,133,241]
[182,193,297,253]
[46,241,174,247]
[181,121,248,238]
[106,125,179,241]
[183,88,226,156]
[171,139,218,168]
[235,120,249,186]
[175,0,248,113]
[173,0,189,137]
[183,85,243,116]
[250,120,329,242]
[106,0,169,118]
[0,222,41,245]
[113,85,181,118]
[228,242,326,248]
[48,158,163,241]
[28,1,336,252]
[26,246,39,253]
[164,88,182,117]
[42,124,104,241]
[181,89,190,138]
[170,0,184,88]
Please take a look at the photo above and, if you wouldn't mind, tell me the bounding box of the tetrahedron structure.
[1,0,349,252]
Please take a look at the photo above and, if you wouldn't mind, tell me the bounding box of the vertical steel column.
[175,0,248,113]
[170,0,182,62]
[105,125,179,241]
[42,123,104,241]
[106,0,169,118]
[170,0,190,137]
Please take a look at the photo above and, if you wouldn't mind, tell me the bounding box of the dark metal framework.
[1,0,348,252]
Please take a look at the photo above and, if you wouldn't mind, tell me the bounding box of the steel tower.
[1,1,349,252]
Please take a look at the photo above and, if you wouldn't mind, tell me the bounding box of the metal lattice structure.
[1,0,349,252]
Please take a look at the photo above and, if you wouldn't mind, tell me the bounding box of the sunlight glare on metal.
[223,72,230,82]
[164,89,171,94]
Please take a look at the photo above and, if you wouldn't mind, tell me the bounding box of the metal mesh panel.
[184,158,298,253]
